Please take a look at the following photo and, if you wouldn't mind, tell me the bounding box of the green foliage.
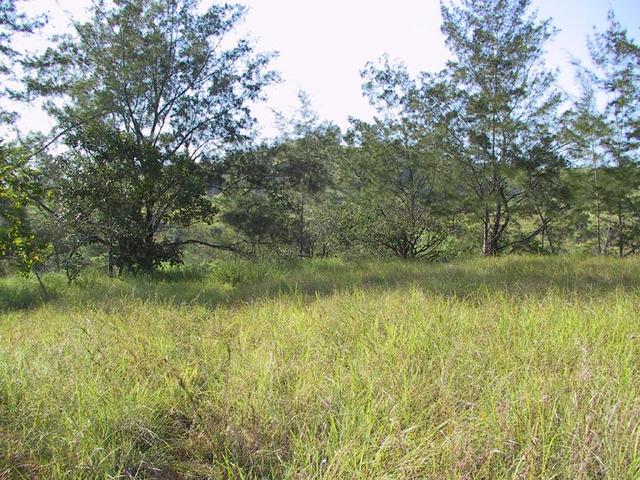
[26,0,276,149]
[338,58,459,259]
[26,0,276,273]
[570,12,640,256]
[0,0,45,123]
[0,1,49,275]
[220,93,343,257]
[439,0,564,255]
[50,122,218,273]
[339,141,449,258]
[0,145,47,272]
[2,0,638,273]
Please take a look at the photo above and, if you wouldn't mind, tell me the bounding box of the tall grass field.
[1,256,639,479]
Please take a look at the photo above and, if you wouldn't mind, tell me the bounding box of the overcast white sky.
[15,0,640,137]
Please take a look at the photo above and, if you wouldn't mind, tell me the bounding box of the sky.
[14,0,640,138]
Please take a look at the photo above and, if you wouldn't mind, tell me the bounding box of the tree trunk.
[141,232,156,273]
[603,224,613,255]
[490,199,501,255]
[33,267,48,299]
[299,200,304,260]
[482,205,490,256]
[140,203,156,272]
[593,154,602,255]
[618,200,624,258]
[107,249,114,276]
[54,244,61,272]
[547,230,556,254]
[483,200,502,256]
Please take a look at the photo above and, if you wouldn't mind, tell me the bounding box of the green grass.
[1,256,639,479]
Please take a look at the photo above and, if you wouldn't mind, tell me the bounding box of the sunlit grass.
[1,256,639,478]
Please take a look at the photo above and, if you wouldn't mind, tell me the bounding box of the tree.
[338,57,454,260]
[561,83,609,254]
[581,12,640,256]
[1,0,45,124]
[0,145,45,273]
[48,122,222,273]
[274,93,342,258]
[0,1,47,278]
[220,92,342,258]
[342,120,450,260]
[439,0,564,255]
[27,0,277,272]
[511,136,572,253]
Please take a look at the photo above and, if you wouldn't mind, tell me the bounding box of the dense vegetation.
[2,256,640,478]
[0,0,638,276]
[1,1,639,478]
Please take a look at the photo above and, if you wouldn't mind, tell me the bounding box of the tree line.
[1,0,639,279]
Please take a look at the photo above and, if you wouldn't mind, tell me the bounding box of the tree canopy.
[26,0,277,273]
[0,0,638,277]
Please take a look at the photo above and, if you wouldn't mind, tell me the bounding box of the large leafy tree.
[0,1,46,273]
[47,123,220,273]
[0,146,45,273]
[438,0,564,255]
[27,0,277,272]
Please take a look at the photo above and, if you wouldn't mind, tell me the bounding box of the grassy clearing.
[1,256,639,479]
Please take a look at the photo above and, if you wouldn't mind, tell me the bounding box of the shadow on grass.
[1,256,639,314]
[66,256,640,311]
[0,276,62,313]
